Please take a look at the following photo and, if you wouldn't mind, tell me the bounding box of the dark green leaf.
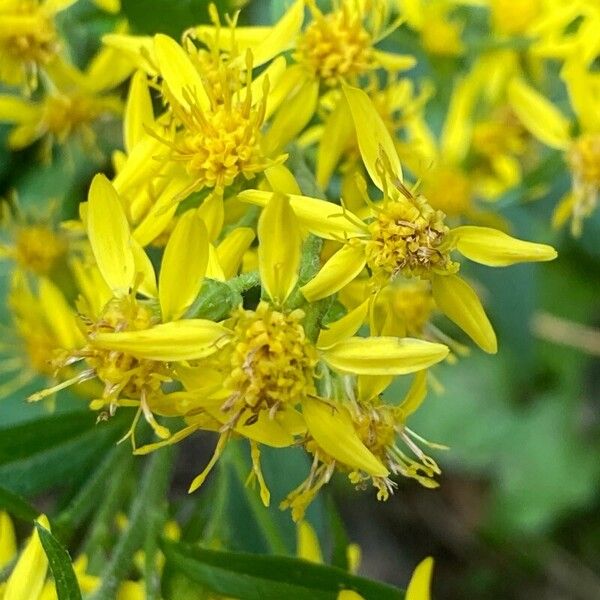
[0,485,38,522]
[0,411,129,495]
[162,541,405,600]
[35,524,82,600]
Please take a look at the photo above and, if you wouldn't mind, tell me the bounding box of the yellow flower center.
[568,134,600,189]
[42,93,107,141]
[365,196,456,280]
[491,0,540,35]
[14,225,67,274]
[0,1,57,66]
[295,4,372,86]
[83,297,166,400]
[222,302,318,420]
[421,165,472,217]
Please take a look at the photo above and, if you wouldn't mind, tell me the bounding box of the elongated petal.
[323,337,449,375]
[441,77,476,165]
[205,244,226,281]
[92,320,231,361]
[398,370,428,419]
[343,85,403,190]
[373,49,417,71]
[87,174,135,294]
[0,96,39,123]
[130,238,158,298]
[217,227,255,279]
[357,374,394,403]
[0,512,16,569]
[316,97,354,189]
[301,244,366,302]
[196,192,224,242]
[303,398,389,477]
[154,34,208,111]
[39,278,83,349]
[102,33,156,75]
[4,515,49,600]
[258,193,301,304]
[232,0,304,68]
[263,78,319,155]
[297,521,323,564]
[124,70,154,153]
[238,189,367,240]
[450,226,557,266]
[265,163,301,194]
[317,299,370,350]
[406,557,434,600]
[432,274,497,354]
[159,212,209,321]
[508,78,571,150]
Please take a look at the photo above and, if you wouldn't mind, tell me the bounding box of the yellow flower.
[239,85,557,354]
[508,68,600,235]
[30,174,231,442]
[0,511,17,570]
[0,0,75,90]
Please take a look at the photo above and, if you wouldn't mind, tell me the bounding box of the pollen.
[14,225,67,274]
[222,301,318,424]
[365,195,457,281]
[295,2,372,86]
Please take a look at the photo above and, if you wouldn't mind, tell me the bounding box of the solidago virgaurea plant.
[4,0,596,598]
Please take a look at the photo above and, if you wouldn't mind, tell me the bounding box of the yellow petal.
[196,192,224,242]
[258,193,301,305]
[317,299,370,350]
[323,337,449,375]
[124,71,154,153]
[441,77,476,165]
[87,174,135,294]
[0,512,17,570]
[4,515,50,600]
[263,78,319,155]
[508,78,571,150]
[159,211,209,320]
[357,374,394,403]
[205,244,226,281]
[338,592,364,600]
[343,85,403,190]
[216,227,256,279]
[397,370,428,419]
[406,557,434,600]
[303,397,389,477]
[232,0,304,68]
[154,34,207,111]
[8,123,42,149]
[431,274,497,354]
[92,320,231,361]
[130,238,158,298]
[450,226,557,266]
[0,95,39,123]
[265,164,301,195]
[39,278,83,349]
[372,49,417,71]
[316,96,354,189]
[300,244,367,302]
[102,33,156,75]
[238,189,367,240]
[297,521,323,564]
[233,409,295,448]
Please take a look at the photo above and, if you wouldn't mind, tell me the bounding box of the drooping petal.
[397,370,428,419]
[322,337,449,375]
[238,189,367,240]
[124,70,154,153]
[317,299,370,350]
[4,515,49,600]
[216,227,256,279]
[303,397,389,477]
[258,193,301,305]
[300,244,367,302]
[450,226,557,266]
[159,211,209,321]
[87,174,135,294]
[508,78,571,150]
[154,34,208,111]
[431,274,497,354]
[406,557,434,600]
[343,85,403,190]
[92,320,231,361]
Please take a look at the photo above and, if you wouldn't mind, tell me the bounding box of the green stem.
[228,271,260,294]
[89,448,174,600]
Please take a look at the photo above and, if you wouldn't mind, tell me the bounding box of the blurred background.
[1,1,599,598]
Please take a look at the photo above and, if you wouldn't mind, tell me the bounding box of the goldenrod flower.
[0,0,75,90]
[240,86,557,354]
[30,174,230,441]
[508,68,600,235]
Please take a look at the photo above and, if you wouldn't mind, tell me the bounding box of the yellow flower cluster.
[2,0,565,521]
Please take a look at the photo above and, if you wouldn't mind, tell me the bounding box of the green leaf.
[0,411,129,495]
[0,485,38,522]
[35,524,82,600]
[162,541,405,600]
